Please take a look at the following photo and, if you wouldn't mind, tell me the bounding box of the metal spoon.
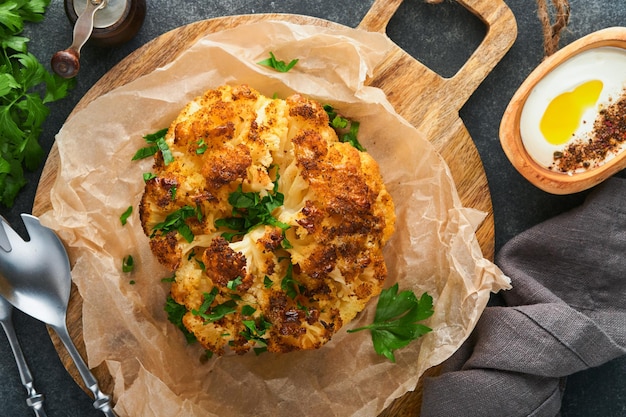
[0,214,117,417]
[0,295,47,416]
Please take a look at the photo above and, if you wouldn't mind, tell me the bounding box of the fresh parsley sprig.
[0,0,74,207]
[348,283,434,362]
[257,51,298,73]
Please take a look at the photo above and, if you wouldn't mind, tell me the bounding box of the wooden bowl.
[500,27,626,195]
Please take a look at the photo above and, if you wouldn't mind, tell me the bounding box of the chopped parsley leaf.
[241,305,256,316]
[240,315,272,349]
[281,262,304,299]
[227,276,243,290]
[257,51,298,72]
[191,288,238,322]
[196,139,207,154]
[122,255,134,272]
[161,274,176,283]
[164,295,197,344]
[120,205,133,225]
[132,128,173,165]
[151,205,202,243]
[323,104,366,151]
[215,181,291,244]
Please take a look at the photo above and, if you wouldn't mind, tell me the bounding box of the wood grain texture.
[33,0,516,414]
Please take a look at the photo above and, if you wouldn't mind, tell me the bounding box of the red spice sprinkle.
[551,89,626,172]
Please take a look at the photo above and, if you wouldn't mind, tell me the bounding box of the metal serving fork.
[0,295,47,416]
[0,214,117,417]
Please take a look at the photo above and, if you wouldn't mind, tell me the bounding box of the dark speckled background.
[0,1,624,416]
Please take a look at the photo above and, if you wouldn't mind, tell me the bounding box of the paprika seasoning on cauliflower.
[139,84,395,355]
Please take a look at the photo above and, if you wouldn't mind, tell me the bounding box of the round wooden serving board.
[33,0,516,415]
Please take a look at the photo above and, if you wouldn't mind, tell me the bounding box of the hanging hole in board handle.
[51,0,147,79]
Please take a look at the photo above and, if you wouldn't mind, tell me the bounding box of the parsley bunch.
[0,0,74,207]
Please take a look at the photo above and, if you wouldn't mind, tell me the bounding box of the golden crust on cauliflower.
[140,84,395,355]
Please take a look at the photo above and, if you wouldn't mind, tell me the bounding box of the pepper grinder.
[51,0,146,79]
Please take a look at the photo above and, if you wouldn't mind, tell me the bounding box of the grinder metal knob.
[51,0,146,79]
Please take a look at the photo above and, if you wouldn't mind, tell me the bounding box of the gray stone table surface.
[0,0,624,416]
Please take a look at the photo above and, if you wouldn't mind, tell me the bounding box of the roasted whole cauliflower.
[139,84,395,355]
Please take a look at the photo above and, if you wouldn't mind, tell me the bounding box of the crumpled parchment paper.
[40,20,511,417]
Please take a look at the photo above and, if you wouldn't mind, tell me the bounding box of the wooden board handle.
[444,0,517,109]
[359,0,516,110]
[358,0,403,33]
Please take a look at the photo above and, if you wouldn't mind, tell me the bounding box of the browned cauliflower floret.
[140,84,395,355]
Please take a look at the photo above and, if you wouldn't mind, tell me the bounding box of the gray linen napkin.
[420,177,626,417]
